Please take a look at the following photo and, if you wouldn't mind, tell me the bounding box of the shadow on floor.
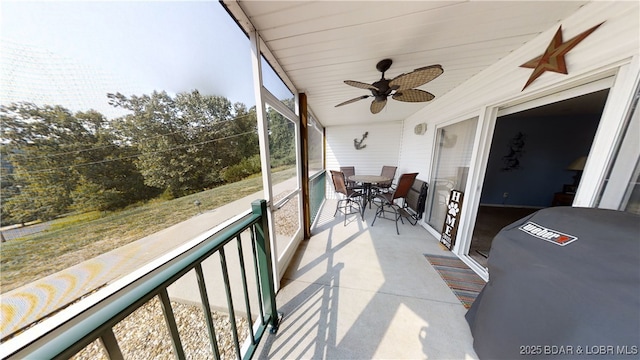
[255,199,478,359]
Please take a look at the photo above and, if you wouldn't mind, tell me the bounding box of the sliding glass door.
[425,117,479,232]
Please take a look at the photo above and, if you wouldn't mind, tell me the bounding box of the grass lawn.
[0,168,296,293]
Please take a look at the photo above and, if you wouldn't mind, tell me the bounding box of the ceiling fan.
[335,59,443,114]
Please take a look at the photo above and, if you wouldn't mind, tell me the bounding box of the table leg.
[365,183,373,209]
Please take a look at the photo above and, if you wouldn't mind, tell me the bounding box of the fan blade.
[389,64,443,90]
[392,89,435,102]
[335,95,370,107]
[344,80,379,91]
[370,98,387,114]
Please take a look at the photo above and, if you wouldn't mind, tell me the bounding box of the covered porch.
[2,191,477,359]
[255,198,477,359]
[2,0,638,358]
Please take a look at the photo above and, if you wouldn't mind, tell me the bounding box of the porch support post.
[249,30,273,209]
[299,93,311,239]
[252,200,279,333]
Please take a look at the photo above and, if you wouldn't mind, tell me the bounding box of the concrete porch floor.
[255,199,479,359]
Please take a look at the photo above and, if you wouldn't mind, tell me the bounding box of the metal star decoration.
[520,22,604,90]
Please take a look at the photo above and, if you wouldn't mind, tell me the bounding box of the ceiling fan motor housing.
[372,79,393,99]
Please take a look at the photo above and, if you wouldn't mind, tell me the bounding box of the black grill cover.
[466,207,640,359]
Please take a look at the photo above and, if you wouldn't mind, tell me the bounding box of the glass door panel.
[426,117,479,231]
[597,85,639,213]
[266,104,301,260]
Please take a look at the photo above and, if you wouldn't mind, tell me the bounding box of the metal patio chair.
[371,172,418,234]
[374,165,397,194]
[340,166,360,190]
[330,170,364,225]
[399,179,429,225]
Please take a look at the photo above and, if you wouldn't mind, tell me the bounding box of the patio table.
[348,175,391,210]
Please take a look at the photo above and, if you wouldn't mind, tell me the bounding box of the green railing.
[309,170,326,224]
[2,200,279,360]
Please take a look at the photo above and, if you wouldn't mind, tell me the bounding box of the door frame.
[250,30,304,289]
[452,59,639,281]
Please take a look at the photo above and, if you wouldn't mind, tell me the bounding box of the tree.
[0,103,155,224]
[109,90,258,197]
[0,147,19,226]
[67,110,159,211]
[267,105,296,168]
[2,104,83,221]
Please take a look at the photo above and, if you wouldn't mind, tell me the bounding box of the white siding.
[399,1,639,183]
[326,122,402,199]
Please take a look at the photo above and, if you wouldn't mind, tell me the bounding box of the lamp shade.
[567,156,587,171]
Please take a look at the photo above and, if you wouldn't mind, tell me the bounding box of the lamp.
[567,156,587,186]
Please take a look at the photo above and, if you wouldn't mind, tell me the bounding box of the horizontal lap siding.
[399,1,639,181]
[326,122,402,199]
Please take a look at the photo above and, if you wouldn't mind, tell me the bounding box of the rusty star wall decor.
[520,22,604,90]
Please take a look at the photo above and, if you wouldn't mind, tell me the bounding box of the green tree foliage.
[0,103,157,223]
[222,154,262,183]
[109,90,259,197]
[267,104,296,168]
[0,90,288,226]
[0,150,18,226]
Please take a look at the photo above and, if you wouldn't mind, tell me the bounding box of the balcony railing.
[1,200,279,360]
[309,170,326,224]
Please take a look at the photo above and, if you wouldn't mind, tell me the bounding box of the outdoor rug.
[425,254,486,309]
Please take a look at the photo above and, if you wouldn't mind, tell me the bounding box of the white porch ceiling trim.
[223,0,589,127]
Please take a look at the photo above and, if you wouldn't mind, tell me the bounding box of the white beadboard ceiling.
[222,1,588,127]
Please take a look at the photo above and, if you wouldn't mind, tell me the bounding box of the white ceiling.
[223,1,589,127]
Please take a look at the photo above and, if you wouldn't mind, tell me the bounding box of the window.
[261,56,295,112]
[308,112,324,176]
[0,2,262,294]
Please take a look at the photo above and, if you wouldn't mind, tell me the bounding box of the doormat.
[425,254,486,309]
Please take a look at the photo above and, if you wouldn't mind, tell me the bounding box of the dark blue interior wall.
[480,114,600,207]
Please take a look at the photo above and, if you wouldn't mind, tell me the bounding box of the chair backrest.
[392,173,418,201]
[380,166,397,185]
[330,170,348,196]
[405,179,429,218]
[340,166,355,179]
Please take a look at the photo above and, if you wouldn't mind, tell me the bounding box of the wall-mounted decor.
[501,132,526,171]
[520,22,604,90]
[414,122,427,135]
[354,131,368,150]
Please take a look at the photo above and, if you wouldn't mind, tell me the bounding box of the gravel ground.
[71,196,298,359]
[273,192,299,238]
[71,297,249,360]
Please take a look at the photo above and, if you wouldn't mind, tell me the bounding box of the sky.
[0,1,292,119]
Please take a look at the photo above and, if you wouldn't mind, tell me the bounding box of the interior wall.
[325,121,402,199]
[480,114,601,207]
